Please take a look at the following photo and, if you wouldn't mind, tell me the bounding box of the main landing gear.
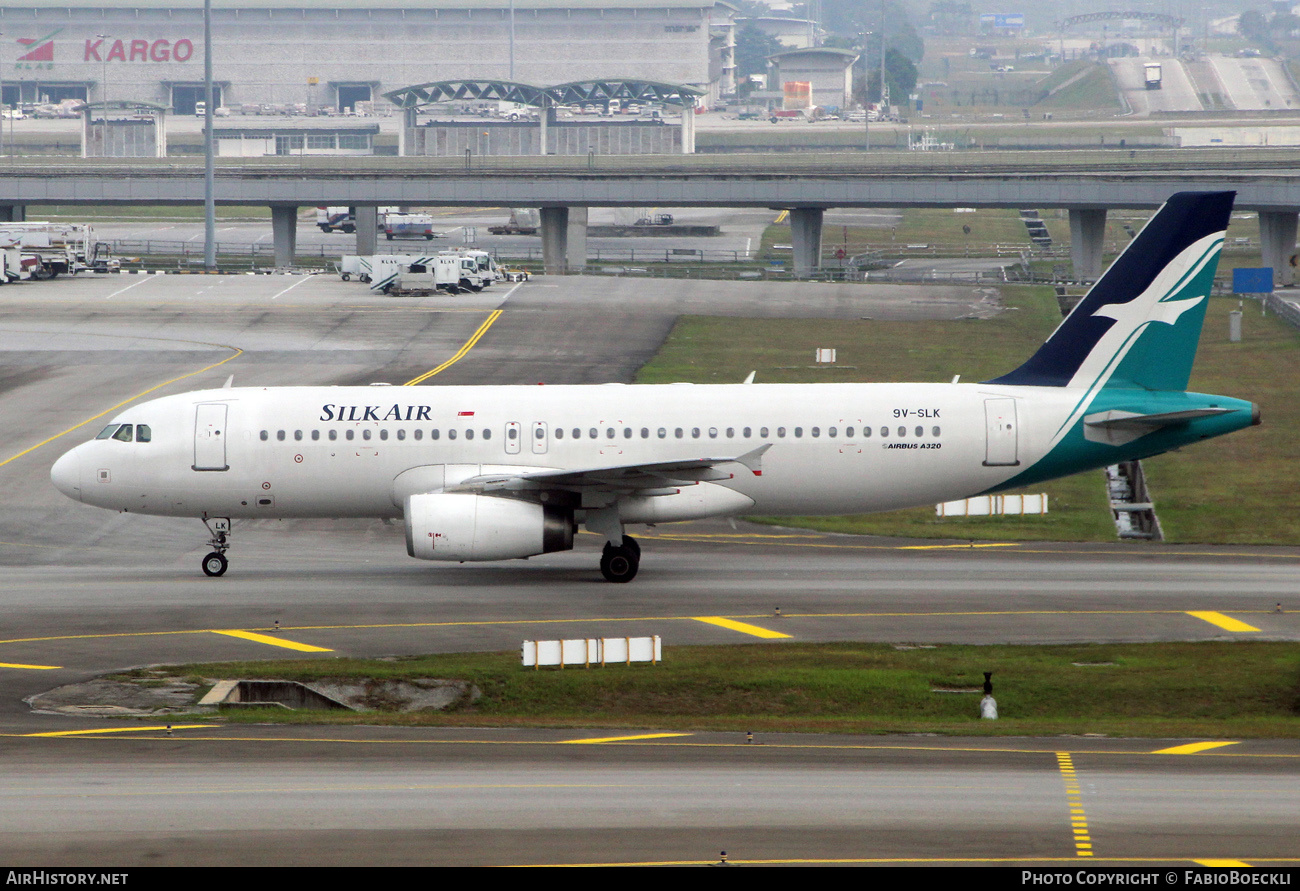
[201,517,231,577]
[600,535,640,583]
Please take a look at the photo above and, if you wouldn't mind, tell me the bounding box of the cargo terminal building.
[1,0,737,115]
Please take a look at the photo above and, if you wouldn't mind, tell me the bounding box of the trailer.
[339,253,434,283]
[377,256,464,294]
[384,213,438,240]
[487,208,540,236]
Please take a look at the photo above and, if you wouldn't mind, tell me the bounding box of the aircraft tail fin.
[988,191,1234,392]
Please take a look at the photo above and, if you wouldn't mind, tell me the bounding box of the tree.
[860,48,918,105]
[735,24,784,81]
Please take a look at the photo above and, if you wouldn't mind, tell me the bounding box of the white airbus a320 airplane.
[51,192,1258,582]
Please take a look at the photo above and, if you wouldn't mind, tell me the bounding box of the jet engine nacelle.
[404,492,574,561]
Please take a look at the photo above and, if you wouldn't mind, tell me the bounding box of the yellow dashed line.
[212,630,333,652]
[562,733,692,745]
[23,725,211,738]
[897,543,1021,550]
[0,606,1287,650]
[1187,612,1260,632]
[0,662,61,671]
[1057,753,1094,858]
[403,309,502,385]
[1152,741,1241,755]
[692,616,791,639]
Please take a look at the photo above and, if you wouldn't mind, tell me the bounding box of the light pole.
[96,33,109,154]
[1,31,6,159]
[203,0,215,270]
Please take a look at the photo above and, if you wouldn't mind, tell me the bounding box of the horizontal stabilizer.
[1083,407,1233,446]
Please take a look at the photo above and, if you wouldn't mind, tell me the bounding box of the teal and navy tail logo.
[991,191,1234,392]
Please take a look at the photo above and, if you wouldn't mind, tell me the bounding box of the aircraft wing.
[445,444,771,496]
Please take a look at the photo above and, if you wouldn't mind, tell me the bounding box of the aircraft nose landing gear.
[600,535,640,583]
[201,517,231,577]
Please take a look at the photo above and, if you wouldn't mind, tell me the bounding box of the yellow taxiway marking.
[774,209,789,223]
[1187,611,1260,633]
[897,543,1022,550]
[212,630,333,653]
[562,733,692,745]
[0,607,1288,649]
[23,725,211,738]
[1152,741,1241,755]
[0,661,61,670]
[1056,752,1094,858]
[692,616,792,639]
[0,342,244,470]
[404,308,503,385]
[5,732,1300,762]
[1195,860,1252,868]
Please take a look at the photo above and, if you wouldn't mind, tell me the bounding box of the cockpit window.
[136,425,151,443]
[112,425,134,443]
[96,425,120,440]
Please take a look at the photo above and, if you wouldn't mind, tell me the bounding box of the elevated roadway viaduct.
[4,150,1300,281]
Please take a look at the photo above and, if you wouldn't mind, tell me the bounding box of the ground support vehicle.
[384,213,438,240]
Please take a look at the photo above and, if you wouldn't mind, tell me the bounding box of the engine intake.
[405,493,574,561]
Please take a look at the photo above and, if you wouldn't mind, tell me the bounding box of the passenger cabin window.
[329,430,338,441]
[259,430,269,441]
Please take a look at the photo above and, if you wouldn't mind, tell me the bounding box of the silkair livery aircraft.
[51,192,1258,582]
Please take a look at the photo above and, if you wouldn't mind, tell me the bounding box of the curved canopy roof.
[383,78,704,110]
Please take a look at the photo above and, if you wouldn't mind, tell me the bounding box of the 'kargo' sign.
[85,38,194,62]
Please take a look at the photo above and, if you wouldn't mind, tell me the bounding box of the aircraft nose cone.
[50,449,82,502]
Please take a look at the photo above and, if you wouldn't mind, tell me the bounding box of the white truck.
[0,245,29,283]
[1144,62,1162,91]
[0,222,95,278]
[451,250,499,289]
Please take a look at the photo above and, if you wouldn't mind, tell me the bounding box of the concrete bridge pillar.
[540,206,569,275]
[789,207,824,279]
[1259,210,1298,288]
[566,207,588,272]
[680,100,696,154]
[1068,208,1107,282]
[271,205,298,268]
[354,205,379,256]
[0,206,26,222]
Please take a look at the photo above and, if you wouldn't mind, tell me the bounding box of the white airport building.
[0,0,737,114]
